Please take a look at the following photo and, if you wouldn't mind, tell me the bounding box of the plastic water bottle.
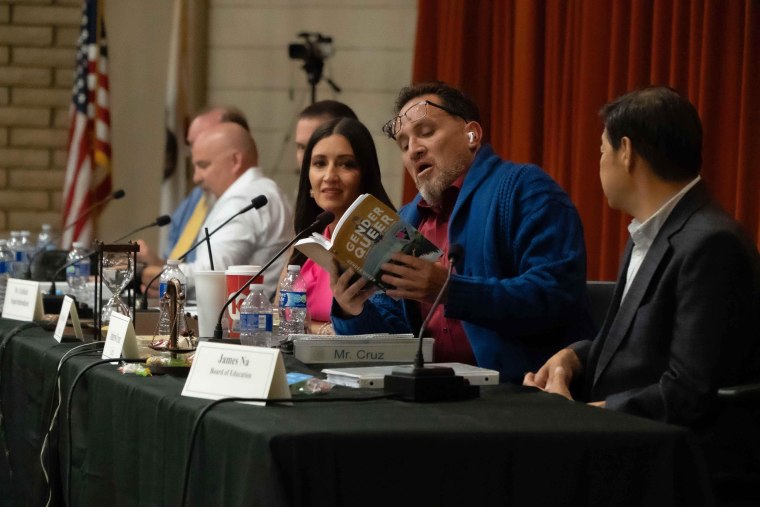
[8,231,23,278]
[279,265,307,339]
[0,240,13,308]
[9,230,34,279]
[158,259,187,335]
[239,284,273,347]
[65,242,90,296]
[36,224,56,253]
[159,260,186,300]
[18,231,34,278]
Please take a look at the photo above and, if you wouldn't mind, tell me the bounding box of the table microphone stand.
[383,245,479,402]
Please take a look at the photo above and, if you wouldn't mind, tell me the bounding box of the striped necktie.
[168,194,208,260]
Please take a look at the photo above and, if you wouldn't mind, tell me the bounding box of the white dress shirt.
[622,176,701,300]
[179,167,293,300]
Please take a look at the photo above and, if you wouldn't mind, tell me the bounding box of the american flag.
[61,0,112,249]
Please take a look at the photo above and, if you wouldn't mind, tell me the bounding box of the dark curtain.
[408,0,759,280]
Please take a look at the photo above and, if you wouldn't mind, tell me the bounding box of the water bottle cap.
[20,230,31,236]
[249,283,264,291]
[41,224,52,231]
[287,264,301,272]
[167,259,180,266]
[0,240,6,246]
[10,231,19,237]
[73,241,87,249]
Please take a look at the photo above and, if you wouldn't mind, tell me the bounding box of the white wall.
[108,0,419,247]
[206,0,417,207]
[99,0,174,248]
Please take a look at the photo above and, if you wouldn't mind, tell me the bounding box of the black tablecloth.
[0,318,714,506]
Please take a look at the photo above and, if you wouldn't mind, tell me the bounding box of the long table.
[0,318,714,506]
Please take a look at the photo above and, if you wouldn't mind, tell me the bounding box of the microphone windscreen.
[155,214,172,227]
[448,244,464,263]
[312,211,335,231]
[112,189,126,199]
[251,195,268,209]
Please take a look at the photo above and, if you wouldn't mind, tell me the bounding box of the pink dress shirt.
[301,226,333,322]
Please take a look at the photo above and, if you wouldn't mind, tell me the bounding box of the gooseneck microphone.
[212,210,334,340]
[111,215,171,243]
[383,244,479,402]
[61,189,126,233]
[414,244,463,368]
[179,195,267,262]
[29,190,127,279]
[140,196,268,308]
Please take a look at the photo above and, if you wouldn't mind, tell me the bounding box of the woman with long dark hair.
[285,117,395,334]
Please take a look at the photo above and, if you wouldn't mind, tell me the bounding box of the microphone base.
[383,365,479,402]
[43,294,94,319]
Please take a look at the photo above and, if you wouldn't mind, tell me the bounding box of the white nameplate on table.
[1,278,44,322]
[323,362,500,389]
[181,341,290,406]
[53,296,84,342]
[102,312,140,360]
[291,333,434,364]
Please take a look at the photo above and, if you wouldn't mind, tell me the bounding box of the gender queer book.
[294,193,442,290]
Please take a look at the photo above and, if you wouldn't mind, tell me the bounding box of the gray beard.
[418,185,440,206]
[416,159,467,206]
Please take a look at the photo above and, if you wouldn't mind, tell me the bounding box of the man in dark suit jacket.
[524,86,760,426]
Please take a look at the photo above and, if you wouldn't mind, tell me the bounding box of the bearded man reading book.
[330,82,594,382]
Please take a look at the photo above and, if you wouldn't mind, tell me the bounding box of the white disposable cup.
[194,270,227,338]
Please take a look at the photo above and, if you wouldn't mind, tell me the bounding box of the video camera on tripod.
[288,32,340,102]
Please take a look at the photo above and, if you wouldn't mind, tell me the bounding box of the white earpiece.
[467,132,475,143]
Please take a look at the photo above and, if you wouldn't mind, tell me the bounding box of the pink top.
[301,226,333,322]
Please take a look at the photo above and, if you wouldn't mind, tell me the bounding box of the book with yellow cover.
[294,193,442,290]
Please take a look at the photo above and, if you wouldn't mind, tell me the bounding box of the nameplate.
[181,341,290,406]
[1,279,44,322]
[53,296,83,342]
[102,312,140,360]
[292,334,434,364]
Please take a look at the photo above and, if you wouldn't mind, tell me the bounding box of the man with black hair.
[331,81,593,382]
[295,100,358,170]
[524,86,760,425]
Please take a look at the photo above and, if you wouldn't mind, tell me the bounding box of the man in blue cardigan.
[330,82,593,382]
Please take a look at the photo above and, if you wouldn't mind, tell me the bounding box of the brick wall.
[0,0,418,246]
[0,0,80,240]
